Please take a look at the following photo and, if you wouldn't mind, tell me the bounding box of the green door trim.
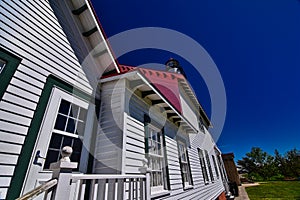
[6,74,92,200]
[0,47,22,100]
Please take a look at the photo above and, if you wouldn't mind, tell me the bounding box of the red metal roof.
[101,65,185,113]
[138,68,184,113]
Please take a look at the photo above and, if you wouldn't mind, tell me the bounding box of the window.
[198,116,205,133]
[178,141,193,188]
[145,125,168,193]
[54,99,87,135]
[0,59,6,74]
[205,150,214,182]
[44,133,82,169]
[198,148,209,184]
[212,155,220,179]
[44,99,87,170]
[216,154,226,181]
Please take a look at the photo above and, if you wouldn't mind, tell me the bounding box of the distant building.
[222,153,241,196]
[222,153,240,185]
[1,0,231,199]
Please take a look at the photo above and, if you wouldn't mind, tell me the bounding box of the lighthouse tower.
[165,58,186,78]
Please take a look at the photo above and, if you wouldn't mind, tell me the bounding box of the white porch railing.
[48,146,150,200]
[18,146,150,200]
[67,174,149,200]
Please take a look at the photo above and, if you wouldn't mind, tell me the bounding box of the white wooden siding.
[94,80,126,174]
[124,114,146,174]
[180,95,198,130]
[159,134,224,200]
[0,1,95,198]
[124,87,225,199]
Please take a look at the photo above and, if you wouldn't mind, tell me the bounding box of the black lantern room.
[165,58,186,78]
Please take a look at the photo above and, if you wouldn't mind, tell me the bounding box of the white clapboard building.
[0,0,230,199]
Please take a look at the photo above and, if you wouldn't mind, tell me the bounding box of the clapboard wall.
[0,1,94,198]
[94,80,126,174]
[123,87,225,199]
[161,134,224,200]
[123,113,146,174]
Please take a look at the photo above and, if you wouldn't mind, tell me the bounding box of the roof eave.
[84,0,120,73]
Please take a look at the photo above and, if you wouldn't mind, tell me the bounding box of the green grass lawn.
[246,181,300,200]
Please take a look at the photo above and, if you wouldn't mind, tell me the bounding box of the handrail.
[16,179,57,200]
[71,174,146,182]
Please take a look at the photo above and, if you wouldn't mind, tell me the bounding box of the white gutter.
[99,71,138,83]
[85,0,120,73]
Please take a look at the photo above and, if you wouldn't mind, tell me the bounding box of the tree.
[237,147,278,181]
[238,147,300,181]
[284,148,300,178]
[274,148,300,179]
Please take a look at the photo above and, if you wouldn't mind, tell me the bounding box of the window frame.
[43,97,88,170]
[177,140,193,189]
[144,121,169,195]
[53,99,87,136]
[205,150,214,182]
[211,155,220,179]
[198,148,210,184]
[198,116,205,133]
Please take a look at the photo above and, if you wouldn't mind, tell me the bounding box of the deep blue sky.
[91,0,300,161]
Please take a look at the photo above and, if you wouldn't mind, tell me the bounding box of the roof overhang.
[69,0,120,74]
[178,79,211,128]
[100,71,198,134]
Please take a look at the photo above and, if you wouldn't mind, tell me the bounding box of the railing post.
[139,158,151,200]
[145,170,151,200]
[49,146,78,200]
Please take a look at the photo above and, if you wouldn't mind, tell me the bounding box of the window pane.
[66,118,76,133]
[0,59,6,74]
[44,150,59,169]
[154,141,158,154]
[58,99,70,115]
[49,133,62,149]
[152,132,156,141]
[70,104,79,118]
[54,114,67,131]
[179,145,187,162]
[78,107,87,121]
[62,136,73,147]
[72,138,82,152]
[148,139,153,153]
[158,143,162,155]
[76,121,85,136]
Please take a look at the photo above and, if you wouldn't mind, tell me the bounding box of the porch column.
[49,146,78,200]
